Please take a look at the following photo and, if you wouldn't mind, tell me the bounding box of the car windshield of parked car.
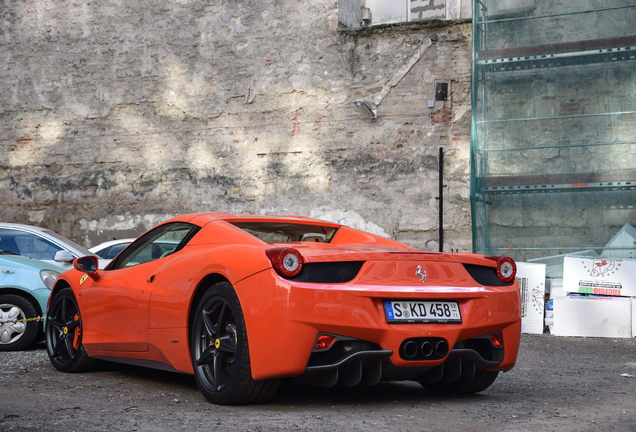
[98,242,130,259]
[44,230,94,256]
[230,222,337,243]
[108,222,198,270]
[0,228,64,260]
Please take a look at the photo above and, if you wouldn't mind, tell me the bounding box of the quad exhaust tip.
[421,341,434,357]
[400,338,449,360]
[435,340,449,357]
[403,341,418,358]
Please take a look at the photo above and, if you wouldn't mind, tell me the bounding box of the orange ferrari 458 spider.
[45,213,521,405]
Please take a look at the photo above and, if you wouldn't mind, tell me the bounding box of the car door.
[78,222,199,352]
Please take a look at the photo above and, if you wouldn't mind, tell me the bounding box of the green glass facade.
[471,1,636,267]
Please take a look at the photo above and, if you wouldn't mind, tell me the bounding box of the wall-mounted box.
[435,83,448,101]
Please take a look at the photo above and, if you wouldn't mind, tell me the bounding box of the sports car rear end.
[235,239,521,394]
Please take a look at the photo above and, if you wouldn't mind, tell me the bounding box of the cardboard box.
[544,298,554,334]
[563,255,636,297]
[546,278,566,298]
[528,250,597,279]
[633,298,636,338]
[553,296,632,338]
[516,262,546,334]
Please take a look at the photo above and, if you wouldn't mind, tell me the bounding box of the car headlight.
[40,269,61,290]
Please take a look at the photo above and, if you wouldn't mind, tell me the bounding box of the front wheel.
[0,294,39,351]
[190,282,280,405]
[45,288,96,372]
[420,369,499,394]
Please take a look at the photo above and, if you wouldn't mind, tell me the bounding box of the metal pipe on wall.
[439,147,444,252]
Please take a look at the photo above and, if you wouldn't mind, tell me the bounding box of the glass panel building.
[471,1,636,274]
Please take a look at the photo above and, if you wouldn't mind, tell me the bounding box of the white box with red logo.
[563,255,636,297]
[516,262,546,335]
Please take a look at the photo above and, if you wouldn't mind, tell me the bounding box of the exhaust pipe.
[403,341,418,358]
[435,340,449,357]
[421,341,434,357]
[400,338,450,360]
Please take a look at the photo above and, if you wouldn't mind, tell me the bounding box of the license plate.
[384,300,462,323]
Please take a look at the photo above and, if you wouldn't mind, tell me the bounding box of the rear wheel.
[45,288,96,372]
[190,282,280,405]
[420,369,499,394]
[0,294,39,351]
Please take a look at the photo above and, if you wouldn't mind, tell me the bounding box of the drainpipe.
[438,147,444,252]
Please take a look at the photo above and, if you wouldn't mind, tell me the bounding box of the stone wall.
[0,0,473,251]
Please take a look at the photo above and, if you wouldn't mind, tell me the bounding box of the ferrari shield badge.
[80,274,89,285]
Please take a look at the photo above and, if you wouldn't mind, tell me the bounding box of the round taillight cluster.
[486,256,517,283]
[266,247,304,278]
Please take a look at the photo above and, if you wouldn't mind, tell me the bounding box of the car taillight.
[266,247,304,278]
[485,256,517,283]
[490,332,503,347]
[314,334,336,350]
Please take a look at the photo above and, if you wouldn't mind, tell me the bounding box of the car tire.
[190,282,280,405]
[420,369,499,394]
[0,294,40,351]
[45,288,96,373]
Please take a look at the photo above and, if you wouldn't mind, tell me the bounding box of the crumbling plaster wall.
[0,0,472,251]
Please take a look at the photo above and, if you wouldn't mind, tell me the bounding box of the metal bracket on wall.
[373,39,433,107]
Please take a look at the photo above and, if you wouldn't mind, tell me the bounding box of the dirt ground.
[1,334,635,432]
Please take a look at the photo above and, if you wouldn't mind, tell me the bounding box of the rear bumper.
[294,331,511,387]
[236,269,521,381]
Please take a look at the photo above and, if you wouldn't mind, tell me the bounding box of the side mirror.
[74,256,99,274]
[54,250,75,263]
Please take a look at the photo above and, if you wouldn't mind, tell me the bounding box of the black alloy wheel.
[45,288,95,372]
[190,282,279,405]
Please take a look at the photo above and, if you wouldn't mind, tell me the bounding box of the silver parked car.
[0,223,108,270]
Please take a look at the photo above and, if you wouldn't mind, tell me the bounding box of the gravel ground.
[1,334,635,431]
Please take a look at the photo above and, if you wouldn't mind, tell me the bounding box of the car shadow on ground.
[90,360,489,406]
[27,343,492,407]
[272,381,489,407]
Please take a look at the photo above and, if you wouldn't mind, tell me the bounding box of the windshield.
[44,230,95,256]
[230,222,337,243]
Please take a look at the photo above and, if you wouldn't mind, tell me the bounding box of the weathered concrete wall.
[0,0,472,251]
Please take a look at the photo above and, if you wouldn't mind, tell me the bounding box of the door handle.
[146,274,155,283]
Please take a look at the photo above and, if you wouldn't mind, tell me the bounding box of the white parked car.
[0,223,109,271]
[89,238,135,260]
